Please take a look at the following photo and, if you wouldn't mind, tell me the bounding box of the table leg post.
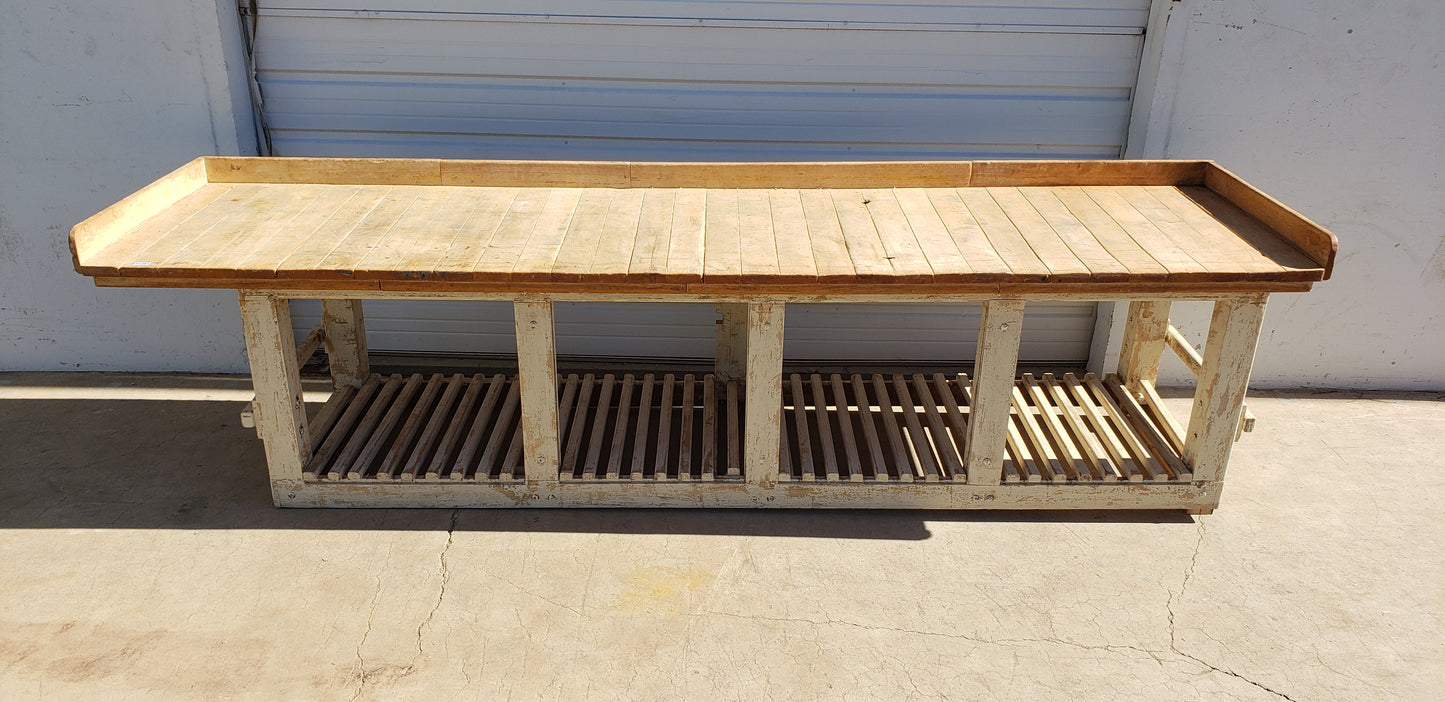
[1117,299,1171,394]
[1184,295,1267,485]
[515,301,560,487]
[321,299,368,389]
[744,301,784,489]
[239,292,310,505]
[715,302,749,382]
[965,300,1025,486]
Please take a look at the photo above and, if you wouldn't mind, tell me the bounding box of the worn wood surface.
[73,158,1333,293]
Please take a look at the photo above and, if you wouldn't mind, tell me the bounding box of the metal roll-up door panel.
[257,1,1148,363]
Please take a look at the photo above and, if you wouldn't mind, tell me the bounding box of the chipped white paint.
[964,300,1025,485]
[514,301,561,487]
[238,292,310,503]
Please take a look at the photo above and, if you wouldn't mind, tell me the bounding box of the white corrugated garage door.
[249,1,1151,364]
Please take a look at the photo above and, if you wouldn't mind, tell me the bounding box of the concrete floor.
[0,372,1440,701]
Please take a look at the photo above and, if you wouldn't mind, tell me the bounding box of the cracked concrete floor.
[0,373,1441,701]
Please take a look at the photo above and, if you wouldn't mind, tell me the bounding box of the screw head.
[982,457,992,465]
[1000,322,1010,330]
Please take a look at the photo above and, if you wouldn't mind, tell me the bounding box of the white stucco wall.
[1131,0,1443,390]
[0,1,256,372]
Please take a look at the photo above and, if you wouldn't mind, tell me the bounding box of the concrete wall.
[0,1,256,372]
[1131,0,1443,390]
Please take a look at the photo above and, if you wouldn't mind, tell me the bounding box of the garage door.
[249,1,1151,363]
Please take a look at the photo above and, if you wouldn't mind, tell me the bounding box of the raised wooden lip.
[70,156,1337,286]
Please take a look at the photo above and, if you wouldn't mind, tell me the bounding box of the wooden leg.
[965,300,1025,485]
[1183,295,1267,484]
[1117,300,1171,394]
[744,301,784,489]
[514,301,560,487]
[239,292,310,505]
[321,299,368,388]
[715,302,748,382]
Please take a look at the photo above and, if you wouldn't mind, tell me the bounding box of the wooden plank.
[789,374,816,481]
[508,188,583,282]
[893,375,941,481]
[743,302,785,487]
[320,299,368,388]
[117,185,270,273]
[954,189,1051,281]
[544,188,616,282]
[332,374,402,479]
[1084,375,1161,481]
[964,300,1024,485]
[1175,186,1324,276]
[1123,186,1288,278]
[630,374,655,480]
[666,189,708,283]
[313,187,436,276]
[1022,373,1086,481]
[378,373,444,479]
[725,379,741,478]
[768,190,820,283]
[871,374,914,482]
[932,373,971,474]
[857,190,935,282]
[439,159,629,188]
[1204,163,1336,278]
[305,375,382,480]
[626,161,973,188]
[1116,300,1172,394]
[582,374,616,480]
[347,187,466,277]
[1105,378,1192,481]
[629,189,678,282]
[169,187,328,274]
[208,156,443,186]
[605,374,635,481]
[426,374,492,479]
[218,186,361,276]
[701,375,717,481]
[1040,374,1107,481]
[830,190,898,281]
[350,373,423,480]
[307,384,356,453]
[810,375,840,481]
[469,378,519,481]
[1166,323,1205,376]
[1082,187,1213,280]
[71,157,210,265]
[514,301,559,484]
[1016,187,1133,281]
[1004,412,1041,482]
[677,374,696,480]
[500,414,526,480]
[969,160,1206,187]
[911,373,963,480]
[1065,373,1129,481]
[892,188,972,281]
[1049,186,1169,278]
[234,292,314,492]
[829,374,863,482]
[796,190,857,282]
[561,373,597,478]
[82,183,239,276]
[985,187,1091,282]
[428,188,522,279]
[1011,386,1064,481]
[922,188,1011,280]
[701,189,741,283]
[470,189,550,280]
[850,374,890,482]
[1184,295,1268,483]
[714,302,748,382]
[270,187,392,278]
[653,374,676,480]
[402,373,466,480]
[737,189,782,283]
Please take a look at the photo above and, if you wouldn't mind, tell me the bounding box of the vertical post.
[321,299,369,388]
[239,292,310,505]
[715,302,749,382]
[743,301,785,489]
[965,299,1025,485]
[1116,299,1172,394]
[1184,295,1267,484]
[514,300,560,487]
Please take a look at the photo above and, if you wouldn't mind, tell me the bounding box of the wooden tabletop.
[72,158,1335,295]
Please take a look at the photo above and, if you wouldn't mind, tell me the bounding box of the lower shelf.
[300,370,1192,485]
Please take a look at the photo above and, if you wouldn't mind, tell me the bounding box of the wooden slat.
[737,189,782,283]
[857,190,935,281]
[349,188,466,278]
[1022,374,1086,481]
[652,374,676,480]
[120,185,271,272]
[471,188,550,280]
[84,184,238,275]
[789,374,816,481]
[985,187,1091,282]
[425,374,492,479]
[932,373,971,477]
[831,191,897,281]
[1082,187,1212,280]
[1064,373,1128,481]
[892,375,940,481]
[1175,186,1324,276]
[701,375,717,482]
[629,189,678,282]
[378,373,444,479]
[768,189,820,283]
[922,188,1012,280]
[954,189,1051,281]
[586,188,645,280]
[510,188,583,282]
[350,373,424,480]
[271,188,393,278]
[1049,186,1169,279]
[580,374,616,480]
[810,375,840,481]
[1015,187,1133,281]
[546,188,616,282]
[630,374,656,480]
[307,384,356,453]
[702,189,741,283]
[796,190,857,282]
[304,375,382,479]
[666,189,707,283]
[913,373,964,479]
[314,188,435,277]
[333,374,403,479]
[605,374,635,480]
[430,188,521,278]
[469,379,520,480]
[892,189,972,281]
[871,374,914,482]
[1011,386,1064,482]
[561,374,597,478]
[850,374,890,482]
[725,379,741,478]
[829,375,863,482]
[1040,373,1108,481]
[1124,186,1286,278]
[402,373,467,480]
[1105,378,1192,481]
[1003,412,1041,482]
[500,416,526,480]
[677,374,696,480]
[1084,375,1161,481]
[1137,379,1187,455]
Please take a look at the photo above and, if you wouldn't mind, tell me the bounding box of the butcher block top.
[71,157,1336,295]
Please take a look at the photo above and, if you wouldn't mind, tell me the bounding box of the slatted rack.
[70,157,1337,511]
